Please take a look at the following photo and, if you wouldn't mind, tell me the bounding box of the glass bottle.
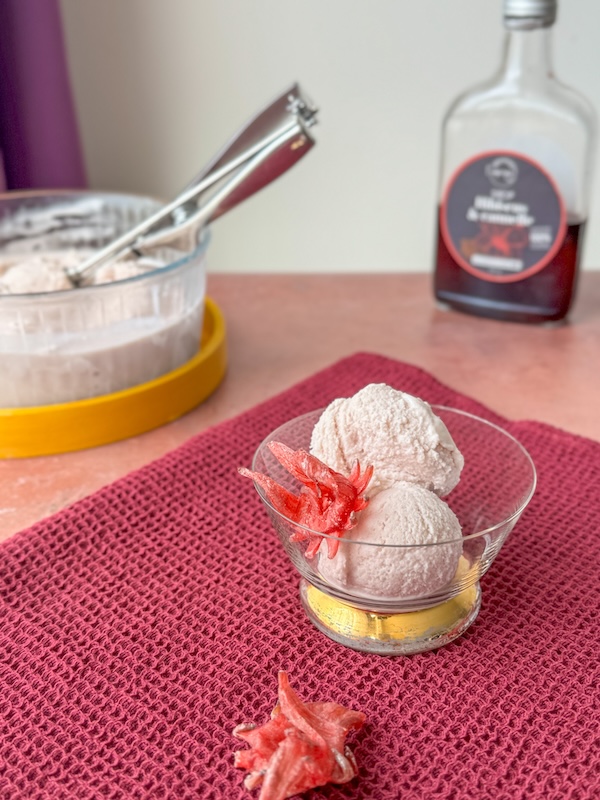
[433,0,596,324]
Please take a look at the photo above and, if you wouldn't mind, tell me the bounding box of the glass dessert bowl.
[249,406,537,656]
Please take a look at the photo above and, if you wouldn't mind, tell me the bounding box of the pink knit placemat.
[1,353,598,800]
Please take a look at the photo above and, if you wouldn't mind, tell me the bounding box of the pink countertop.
[2,272,599,543]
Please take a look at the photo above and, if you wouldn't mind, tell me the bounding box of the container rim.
[0,189,210,300]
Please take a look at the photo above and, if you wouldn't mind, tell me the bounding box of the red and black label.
[440,151,567,283]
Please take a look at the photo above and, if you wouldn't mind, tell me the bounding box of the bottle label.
[440,151,567,283]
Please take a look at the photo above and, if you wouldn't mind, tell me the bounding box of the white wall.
[60,0,600,273]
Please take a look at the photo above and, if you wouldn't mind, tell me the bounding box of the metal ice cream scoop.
[65,83,318,286]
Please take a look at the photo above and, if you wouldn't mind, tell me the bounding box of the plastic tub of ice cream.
[0,190,210,408]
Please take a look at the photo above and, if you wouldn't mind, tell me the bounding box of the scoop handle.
[66,83,317,284]
[182,82,316,196]
[134,119,314,254]
[172,83,317,224]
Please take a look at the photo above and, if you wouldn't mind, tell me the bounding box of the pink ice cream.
[317,481,462,599]
[0,250,161,294]
[309,384,465,600]
[310,383,464,497]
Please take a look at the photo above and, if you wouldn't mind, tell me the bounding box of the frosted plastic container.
[0,191,209,408]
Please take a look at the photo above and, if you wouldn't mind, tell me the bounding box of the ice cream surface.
[0,250,161,294]
[310,383,464,497]
[318,481,463,599]
[0,252,76,293]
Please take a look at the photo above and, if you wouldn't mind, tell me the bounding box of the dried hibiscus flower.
[233,671,366,800]
[239,442,372,558]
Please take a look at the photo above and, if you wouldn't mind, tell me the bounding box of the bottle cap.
[503,0,557,25]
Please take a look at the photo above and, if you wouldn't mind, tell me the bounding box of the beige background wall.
[60,0,600,274]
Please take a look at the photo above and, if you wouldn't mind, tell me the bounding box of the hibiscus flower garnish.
[233,671,366,800]
[239,442,372,558]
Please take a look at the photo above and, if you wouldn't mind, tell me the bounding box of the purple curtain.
[0,0,86,190]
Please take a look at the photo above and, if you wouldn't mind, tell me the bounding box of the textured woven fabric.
[1,353,599,800]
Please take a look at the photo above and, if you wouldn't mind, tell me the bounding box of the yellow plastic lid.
[0,297,227,458]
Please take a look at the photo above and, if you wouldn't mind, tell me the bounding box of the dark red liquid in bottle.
[434,208,586,323]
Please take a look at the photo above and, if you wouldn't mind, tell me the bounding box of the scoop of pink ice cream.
[0,254,74,294]
[317,481,462,600]
[310,384,464,497]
